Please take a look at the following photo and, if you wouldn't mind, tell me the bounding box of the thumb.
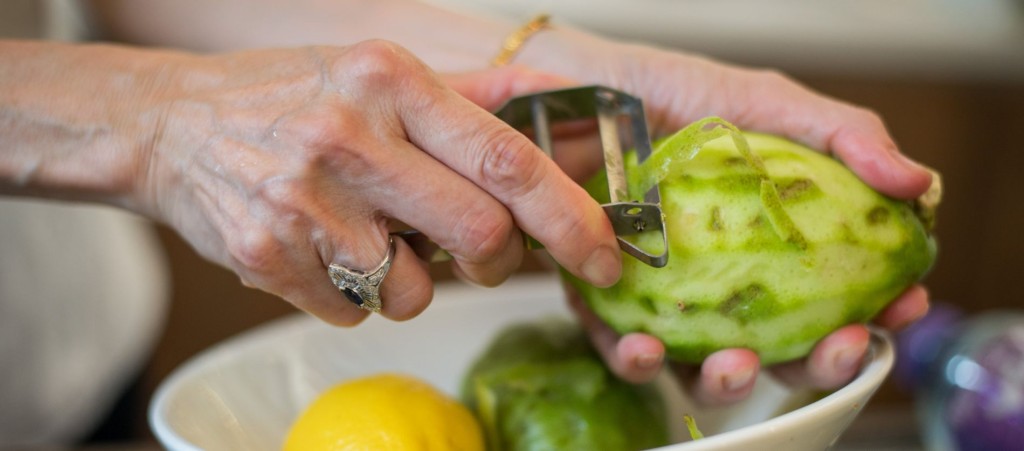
[442,65,577,111]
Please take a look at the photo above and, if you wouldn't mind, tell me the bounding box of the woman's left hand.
[512,29,934,404]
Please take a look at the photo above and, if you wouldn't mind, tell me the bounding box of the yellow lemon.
[283,373,485,451]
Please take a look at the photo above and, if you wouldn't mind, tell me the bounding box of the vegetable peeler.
[397,85,669,268]
[492,85,668,268]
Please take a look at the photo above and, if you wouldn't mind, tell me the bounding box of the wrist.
[112,49,208,218]
[0,41,191,214]
[490,14,551,67]
[511,19,625,86]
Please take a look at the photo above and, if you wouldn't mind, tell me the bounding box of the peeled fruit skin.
[568,132,937,365]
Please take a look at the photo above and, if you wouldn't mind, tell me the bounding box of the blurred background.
[3,0,1023,448]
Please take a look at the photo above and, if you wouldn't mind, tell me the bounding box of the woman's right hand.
[132,41,622,324]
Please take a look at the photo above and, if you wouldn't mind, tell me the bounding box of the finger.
[259,268,374,327]
[251,105,441,323]
[264,177,433,323]
[771,324,870,390]
[400,80,622,287]
[326,236,433,322]
[318,225,436,322]
[377,237,434,320]
[566,289,665,383]
[251,235,373,327]
[677,349,760,406]
[446,67,604,183]
[276,92,526,289]
[209,182,376,327]
[370,137,525,287]
[823,120,933,200]
[874,284,929,331]
[443,65,576,111]
[718,68,932,199]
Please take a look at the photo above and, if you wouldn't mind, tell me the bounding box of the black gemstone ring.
[327,236,396,313]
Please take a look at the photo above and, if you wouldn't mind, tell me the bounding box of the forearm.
[90,0,515,72]
[87,0,672,108]
[0,40,182,210]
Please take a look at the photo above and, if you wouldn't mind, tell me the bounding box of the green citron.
[567,119,938,364]
[461,318,668,451]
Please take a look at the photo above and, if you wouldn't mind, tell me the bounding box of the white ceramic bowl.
[150,274,894,450]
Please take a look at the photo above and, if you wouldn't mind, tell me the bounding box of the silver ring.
[328,236,396,313]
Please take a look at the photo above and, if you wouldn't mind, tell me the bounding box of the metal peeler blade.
[492,85,668,268]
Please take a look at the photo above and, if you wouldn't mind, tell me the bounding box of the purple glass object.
[897,303,1024,451]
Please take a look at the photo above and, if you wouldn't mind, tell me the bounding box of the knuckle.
[752,68,794,88]
[286,106,365,150]
[338,40,442,117]
[725,68,799,125]
[231,182,314,274]
[259,176,315,210]
[268,120,378,192]
[850,105,885,127]
[478,127,544,196]
[341,40,422,88]
[273,102,376,174]
[227,226,284,275]
[744,68,803,105]
[549,209,593,252]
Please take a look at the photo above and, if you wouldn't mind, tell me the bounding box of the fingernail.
[834,347,864,373]
[722,368,755,392]
[582,246,621,287]
[635,353,663,370]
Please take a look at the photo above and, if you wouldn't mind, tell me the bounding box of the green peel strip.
[635,117,807,248]
[683,414,704,440]
[633,117,765,195]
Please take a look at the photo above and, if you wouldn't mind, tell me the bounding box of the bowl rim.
[652,327,894,450]
[149,276,895,450]
[151,312,323,451]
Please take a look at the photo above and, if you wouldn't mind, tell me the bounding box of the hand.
[137,41,623,325]
[517,30,933,403]
[87,0,932,398]
[569,286,928,404]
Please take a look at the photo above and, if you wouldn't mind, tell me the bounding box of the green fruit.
[567,120,938,364]
[461,318,668,451]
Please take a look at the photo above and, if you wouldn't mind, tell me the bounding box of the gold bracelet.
[490,14,550,67]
